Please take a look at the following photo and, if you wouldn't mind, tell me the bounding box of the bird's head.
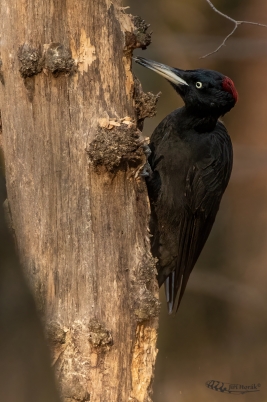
[134,56,238,118]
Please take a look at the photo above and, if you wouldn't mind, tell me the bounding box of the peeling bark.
[0,1,159,401]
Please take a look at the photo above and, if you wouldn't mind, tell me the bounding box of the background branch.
[202,0,267,58]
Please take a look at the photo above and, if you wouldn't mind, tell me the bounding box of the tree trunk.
[0,1,159,401]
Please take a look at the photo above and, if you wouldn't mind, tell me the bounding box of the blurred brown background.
[126,0,267,400]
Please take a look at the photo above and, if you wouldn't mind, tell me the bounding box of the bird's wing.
[155,128,233,312]
[174,162,226,311]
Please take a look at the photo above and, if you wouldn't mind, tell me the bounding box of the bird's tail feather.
[164,271,176,314]
[164,270,190,313]
[165,216,198,313]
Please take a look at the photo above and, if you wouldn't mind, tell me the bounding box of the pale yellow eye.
[196,81,203,89]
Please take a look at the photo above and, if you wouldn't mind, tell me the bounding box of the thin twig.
[205,0,236,24]
[201,0,267,58]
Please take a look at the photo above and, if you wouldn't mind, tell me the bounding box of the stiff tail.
[164,270,190,314]
[164,271,175,314]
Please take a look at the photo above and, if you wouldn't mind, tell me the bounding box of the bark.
[0,1,159,401]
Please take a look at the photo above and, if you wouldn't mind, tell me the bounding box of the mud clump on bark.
[134,77,161,130]
[87,126,144,173]
[88,318,113,351]
[125,16,152,53]
[133,286,160,322]
[132,255,160,322]
[17,44,43,78]
[18,42,76,78]
[137,255,158,286]
[44,43,76,76]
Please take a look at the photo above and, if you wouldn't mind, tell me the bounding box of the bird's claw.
[140,162,153,178]
[142,144,152,158]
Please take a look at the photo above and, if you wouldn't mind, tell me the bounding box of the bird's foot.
[140,162,153,178]
[133,137,152,179]
[142,143,152,158]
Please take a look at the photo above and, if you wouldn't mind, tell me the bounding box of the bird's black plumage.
[135,56,237,313]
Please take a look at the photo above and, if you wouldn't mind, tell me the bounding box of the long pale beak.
[134,56,189,87]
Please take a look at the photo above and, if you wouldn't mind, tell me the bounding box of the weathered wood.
[0,1,159,401]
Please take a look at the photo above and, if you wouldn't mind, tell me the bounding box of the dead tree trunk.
[0,1,159,401]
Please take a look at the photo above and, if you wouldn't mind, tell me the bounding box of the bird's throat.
[180,107,219,133]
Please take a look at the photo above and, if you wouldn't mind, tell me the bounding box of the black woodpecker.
[134,56,238,313]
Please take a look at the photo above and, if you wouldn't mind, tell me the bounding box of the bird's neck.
[180,107,219,133]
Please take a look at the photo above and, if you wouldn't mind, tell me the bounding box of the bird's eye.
[195,81,202,89]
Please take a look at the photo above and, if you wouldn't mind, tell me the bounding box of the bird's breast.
[151,121,232,212]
